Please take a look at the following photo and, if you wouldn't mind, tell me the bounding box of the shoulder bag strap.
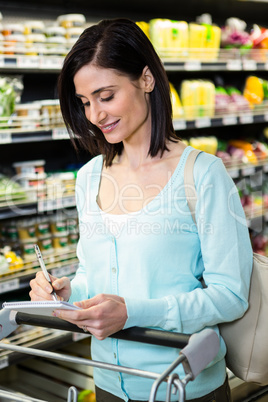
[184,149,202,225]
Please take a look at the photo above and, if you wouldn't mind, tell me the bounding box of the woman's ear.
[141,66,155,93]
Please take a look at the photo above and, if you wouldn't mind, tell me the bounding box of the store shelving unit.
[0,1,268,400]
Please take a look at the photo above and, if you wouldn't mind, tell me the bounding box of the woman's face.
[73,64,154,145]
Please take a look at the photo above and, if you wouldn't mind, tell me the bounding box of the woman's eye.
[82,101,90,107]
[100,94,114,102]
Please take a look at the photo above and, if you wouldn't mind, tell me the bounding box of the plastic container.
[46,36,67,56]
[15,103,41,130]
[65,27,83,44]
[2,23,24,36]
[188,23,207,59]
[20,238,38,261]
[45,25,66,38]
[149,19,188,59]
[35,219,50,237]
[25,34,47,55]
[13,160,45,176]
[50,217,68,236]
[37,235,53,255]
[40,99,61,126]
[57,14,86,29]
[52,233,69,251]
[3,34,25,55]
[17,219,36,240]
[24,20,45,35]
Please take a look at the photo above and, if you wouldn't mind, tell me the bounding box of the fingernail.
[46,286,52,293]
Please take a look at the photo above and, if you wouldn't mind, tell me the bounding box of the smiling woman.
[57,18,178,167]
[29,18,253,402]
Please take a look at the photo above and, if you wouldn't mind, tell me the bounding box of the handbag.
[184,148,268,386]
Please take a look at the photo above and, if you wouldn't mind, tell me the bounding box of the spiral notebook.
[2,301,81,317]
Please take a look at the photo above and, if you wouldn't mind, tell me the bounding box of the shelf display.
[0,8,267,402]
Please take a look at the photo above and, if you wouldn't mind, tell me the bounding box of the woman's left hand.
[53,293,128,340]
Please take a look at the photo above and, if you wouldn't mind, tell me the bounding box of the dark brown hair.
[58,18,178,166]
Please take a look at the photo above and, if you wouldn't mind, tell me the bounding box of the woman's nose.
[86,103,106,126]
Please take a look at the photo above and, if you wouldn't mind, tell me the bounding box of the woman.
[30,18,253,402]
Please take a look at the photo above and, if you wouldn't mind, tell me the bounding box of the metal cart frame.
[0,309,220,402]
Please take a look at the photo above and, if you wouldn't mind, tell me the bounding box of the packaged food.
[57,14,86,29]
[25,34,46,55]
[45,25,66,38]
[52,233,69,251]
[46,36,67,56]
[69,232,79,248]
[65,27,83,41]
[181,80,215,119]
[188,23,207,59]
[50,217,68,236]
[37,235,53,254]
[169,82,184,119]
[13,159,45,175]
[20,238,38,261]
[2,23,24,36]
[189,136,218,155]
[149,19,188,58]
[15,103,41,130]
[203,24,221,60]
[35,218,50,237]
[24,20,45,35]
[40,99,61,126]
[17,219,36,240]
[3,34,25,55]
[136,21,150,38]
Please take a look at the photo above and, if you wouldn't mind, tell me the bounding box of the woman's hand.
[29,271,71,302]
[53,293,128,340]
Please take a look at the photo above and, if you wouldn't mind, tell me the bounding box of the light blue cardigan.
[69,146,253,401]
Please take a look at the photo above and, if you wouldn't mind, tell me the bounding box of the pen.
[34,244,58,301]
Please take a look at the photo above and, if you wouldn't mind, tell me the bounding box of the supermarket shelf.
[164,59,268,72]
[0,55,64,73]
[1,52,268,73]
[0,252,78,295]
[0,127,69,145]
[0,194,76,219]
[1,112,268,146]
[173,112,268,131]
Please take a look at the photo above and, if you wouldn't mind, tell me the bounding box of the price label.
[222,116,237,126]
[265,62,268,71]
[0,132,12,144]
[0,357,9,370]
[243,60,257,71]
[17,56,39,69]
[52,128,69,140]
[264,112,268,122]
[62,196,76,208]
[52,264,76,277]
[242,167,255,176]
[39,57,63,70]
[239,114,254,124]
[0,56,4,67]
[195,117,211,128]
[184,61,201,71]
[0,279,19,293]
[228,169,240,179]
[226,60,242,71]
[173,119,186,131]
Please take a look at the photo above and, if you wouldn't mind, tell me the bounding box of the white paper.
[2,301,81,317]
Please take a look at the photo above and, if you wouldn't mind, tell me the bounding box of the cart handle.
[14,312,191,349]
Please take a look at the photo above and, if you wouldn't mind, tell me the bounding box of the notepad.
[2,301,81,317]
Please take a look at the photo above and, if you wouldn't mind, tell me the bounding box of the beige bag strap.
[184,149,202,225]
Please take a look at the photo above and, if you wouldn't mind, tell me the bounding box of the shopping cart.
[0,308,220,402]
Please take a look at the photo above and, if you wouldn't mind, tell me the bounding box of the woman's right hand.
[29,271,71,302]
